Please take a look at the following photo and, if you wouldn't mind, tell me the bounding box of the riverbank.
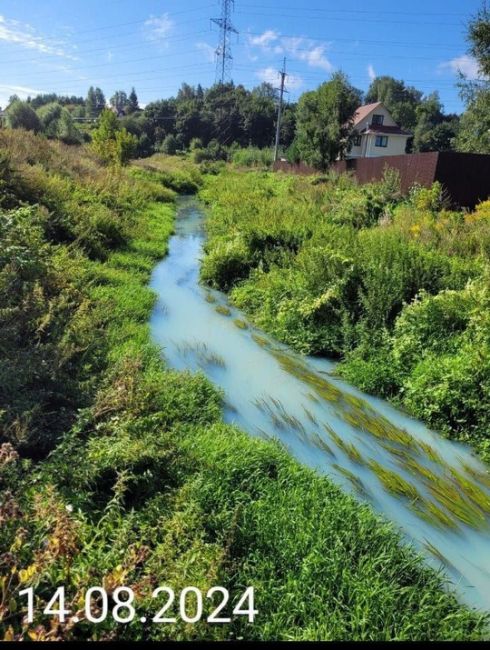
[199,168,490,464]
[0,139,487,641]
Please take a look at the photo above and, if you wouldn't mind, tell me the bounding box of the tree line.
[2,4,488,166]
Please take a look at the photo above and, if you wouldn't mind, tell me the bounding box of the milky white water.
[150,197,490,612]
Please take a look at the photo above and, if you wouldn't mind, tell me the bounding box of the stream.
[150,196,490,613]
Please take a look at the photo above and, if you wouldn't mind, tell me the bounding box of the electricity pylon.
[212,0,238,84]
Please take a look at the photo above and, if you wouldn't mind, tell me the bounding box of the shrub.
[6,100,41,133]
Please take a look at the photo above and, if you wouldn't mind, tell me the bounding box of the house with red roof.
[347,101,412,159]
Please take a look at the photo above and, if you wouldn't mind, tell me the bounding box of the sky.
[0,0,485,114]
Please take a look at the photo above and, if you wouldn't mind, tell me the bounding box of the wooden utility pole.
[274,58,288,162]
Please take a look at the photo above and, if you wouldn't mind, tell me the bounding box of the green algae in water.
[175,340,226,369]
[252,333,269,348]
[303,405,319,425]
[269,349,343,403]
[449,468,490,514]
[215,304,231,316]
[205,293,217,304]
[332,464,369,497]
[368,459,421,502]
[310,431,336,458]
[417,440,444,465]
[233,318,248,330]
[425,476,488,530]
[324,424,364,464]
[397,455,440,484]
[461,462,490,490]
[410,499,460,531]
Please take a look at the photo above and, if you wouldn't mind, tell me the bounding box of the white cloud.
[0,84,45,110]
[256,66,280,86]
[196,41,216,63]
[250,30,279,48]
[0,14,75,59]
[256,66,303,91]
[367,64,376,82]
[144,13,174,43]
[248,29,333,73]
[439,54,481,80]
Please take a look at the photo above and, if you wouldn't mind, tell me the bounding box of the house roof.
[361,124,412,136]
[352,102,383,127]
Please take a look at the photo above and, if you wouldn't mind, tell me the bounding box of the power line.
[212,0,239,83]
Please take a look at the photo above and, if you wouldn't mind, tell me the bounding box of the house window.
[353,134,362,146]
[372,114,384,125]
[375,135,388,147]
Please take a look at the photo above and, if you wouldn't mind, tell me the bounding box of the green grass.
[1,139,488,641]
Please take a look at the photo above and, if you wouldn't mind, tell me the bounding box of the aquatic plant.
[324,424,364,464]
[310,431,336,458]
[368,459,421,502]
[332,464,369,496]
[410,499,460,531]
[233,318,249,330]
[303,406,319,425]
[252,333,270,348]
[215,304,231,316]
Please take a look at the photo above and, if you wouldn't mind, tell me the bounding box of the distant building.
[347,102,412,159]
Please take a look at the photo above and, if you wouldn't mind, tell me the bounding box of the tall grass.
[0,135,487,640]
[200,169,490,462]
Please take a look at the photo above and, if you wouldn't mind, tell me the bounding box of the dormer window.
[372,114,384,126]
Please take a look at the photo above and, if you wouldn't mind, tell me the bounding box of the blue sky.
[0,0,484,113]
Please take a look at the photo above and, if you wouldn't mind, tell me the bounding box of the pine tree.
[127,88,139,114]
[86,86,97,118]
[94,88,106,115]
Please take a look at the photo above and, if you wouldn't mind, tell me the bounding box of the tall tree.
[365,76,422,130]
[456,3,490,154]
[468,3,490,77]
[127,88,139,114]
[295,72,362,169]
[94,88,106,115]
[86,86,97,118]
[110,91,128,114]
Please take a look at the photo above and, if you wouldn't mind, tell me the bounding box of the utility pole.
[274,58,288,163]
[211,0,238,84]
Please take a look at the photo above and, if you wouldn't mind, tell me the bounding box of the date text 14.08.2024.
[19,586,257,626]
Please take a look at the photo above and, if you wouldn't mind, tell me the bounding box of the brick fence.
[273,152,490,208]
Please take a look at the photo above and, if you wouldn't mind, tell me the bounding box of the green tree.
[456,3,490,154]
[412,92,458,152]
[94,87,106,115]
[110,91,129,114]
[6,100,41,132]
[86,86,97,118]
[468,3,490,77]
[160,133,178,155]
[91,109,137,165]
[365,76,422,130]
[295,72,362,169]
[127,87,139,114]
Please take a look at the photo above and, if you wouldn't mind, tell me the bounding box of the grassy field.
[200,168,490,464]
[0,139,488,640]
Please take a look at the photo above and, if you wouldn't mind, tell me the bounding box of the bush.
[160,133,178,155]
[6,100,41,133]
[232,146,273,168]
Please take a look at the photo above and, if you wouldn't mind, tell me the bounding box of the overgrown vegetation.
[1,134,487,641]
[200,169,490,463]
